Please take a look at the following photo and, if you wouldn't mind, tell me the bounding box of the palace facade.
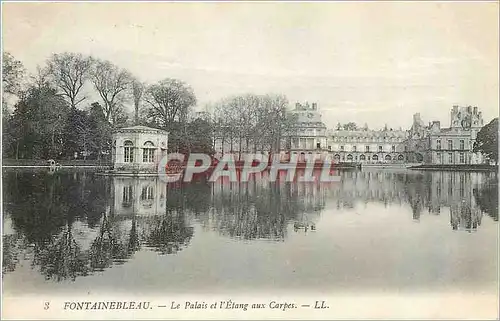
[406,106,486,164]
[211,102,488,165]
[288,102,328,160]
[327,127,408,163]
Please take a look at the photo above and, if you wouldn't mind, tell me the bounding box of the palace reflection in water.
[2,168,498,287]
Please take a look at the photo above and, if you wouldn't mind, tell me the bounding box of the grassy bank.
[2,158,112,167]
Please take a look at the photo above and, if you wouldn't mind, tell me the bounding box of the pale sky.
[2,1,499,129]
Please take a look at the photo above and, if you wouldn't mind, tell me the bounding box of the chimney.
[452,105,458,113]
[473,106,478,114]
[312,103,317,110]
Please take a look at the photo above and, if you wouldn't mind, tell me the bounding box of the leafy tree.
[88,102,113,160]
[62,108,93,159]
[9,84,69,159]
[473,118,498,164]
[2,52,25,96]
[186,118,215,154]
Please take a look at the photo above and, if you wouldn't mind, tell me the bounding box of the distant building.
[328,127,408,163]
[190,111,212,122]
[406,106,486,164]
[288,102,328,161]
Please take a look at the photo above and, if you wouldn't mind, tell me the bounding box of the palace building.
[406,106,485,164]
[328,127,408,163]
[288,102,329,161]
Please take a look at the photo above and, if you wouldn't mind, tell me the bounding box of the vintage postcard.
[1,1,499,320]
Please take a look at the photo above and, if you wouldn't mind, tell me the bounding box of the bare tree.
[132,79,145,125]
[211,93,293,159]
[255,94,292,158]
[90,59,133,125]
[46,52,93,109]
[30,66,51,91]
[143,78,196,127]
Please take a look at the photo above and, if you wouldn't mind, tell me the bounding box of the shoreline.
[408,164,498,172]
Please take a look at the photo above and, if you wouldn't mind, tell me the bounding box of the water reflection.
[326,170,498,231]
[2,169,498,283]
[201,173,325,240]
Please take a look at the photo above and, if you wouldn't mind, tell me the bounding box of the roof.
[330,129,407,138]
[113,125,169,134]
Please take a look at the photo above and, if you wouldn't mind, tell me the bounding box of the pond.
[2,168,498,296]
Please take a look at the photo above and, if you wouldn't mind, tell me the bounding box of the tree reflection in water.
[2,168,498,282]
[203,171,326,240]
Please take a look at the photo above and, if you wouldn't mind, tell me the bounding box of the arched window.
[334,154,340,160]
[124,140,134,163]
[347,154,353,161]
[372,154,379,161]
[143,141,155,163]
[385,154,392,161]
[359,154,366,161]
[398,154,404,161]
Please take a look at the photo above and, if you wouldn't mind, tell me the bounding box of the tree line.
[2,52,298,161]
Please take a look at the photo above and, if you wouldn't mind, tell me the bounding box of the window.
[448,140,453,150]
[448,153,453,163]
[122,186,133,207]
[460,140,465,150]
[365,145,370,152]
[459,175,465,198]
[378,145,382,152]
[353,146,357,152]
[459,152,465,163]
[340,145,344,152]
[143,141,155,163]
[404,146,408,152]
[141,186,155,201]
[436,139,441,150]
[124,141,134,163]
[143,149,155,163]
[360,154,366,161]
[372,155,379,161]
[328,146,332,151]
[437,153,442,163]
[316,142,321,149]
[391,145,395,152]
